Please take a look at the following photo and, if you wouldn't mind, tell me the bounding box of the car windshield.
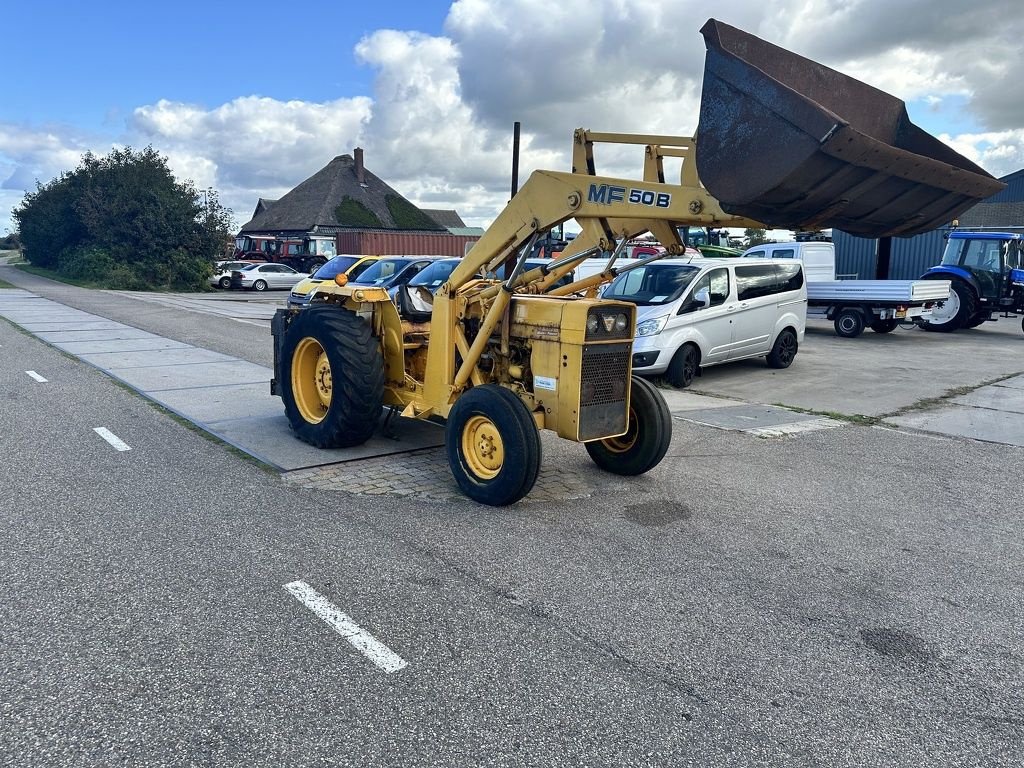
[352,259,411,285]
[312,256,360,280]
[603,264,700,305]
[410,260,458,288]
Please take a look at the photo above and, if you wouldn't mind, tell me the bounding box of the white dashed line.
[284,580,408,674]
[25,370,47,382]
[93,427,131,452]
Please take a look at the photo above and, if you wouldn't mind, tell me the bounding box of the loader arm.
[422,157,765,412]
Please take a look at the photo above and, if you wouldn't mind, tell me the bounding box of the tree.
[744,228,771,247]
[13,146,234,290]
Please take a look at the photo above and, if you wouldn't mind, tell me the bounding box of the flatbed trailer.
[807,280,951,337]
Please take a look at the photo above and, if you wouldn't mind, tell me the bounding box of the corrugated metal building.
[834,169,1024,280]
[336,230,480,257]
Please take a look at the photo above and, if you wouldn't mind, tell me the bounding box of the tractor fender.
[922,266,980,296]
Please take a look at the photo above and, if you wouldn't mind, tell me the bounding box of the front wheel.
[666,344,698,388]
[253,279,268,292]
[281,306,384,448]
[834,309,865,338]
[446,385,541,506]
[766,328,798,368]
[585,376,671,476]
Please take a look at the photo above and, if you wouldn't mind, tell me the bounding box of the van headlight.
[636,315,668,337]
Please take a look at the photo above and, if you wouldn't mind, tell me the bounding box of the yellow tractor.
[270,19,1003,505]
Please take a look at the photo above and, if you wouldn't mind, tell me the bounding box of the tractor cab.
[929,231,1024,306]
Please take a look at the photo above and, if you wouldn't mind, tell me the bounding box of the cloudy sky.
[2,0,1022,236]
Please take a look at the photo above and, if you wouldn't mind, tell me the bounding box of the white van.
[741,241,835,282]
[602,258,807,387]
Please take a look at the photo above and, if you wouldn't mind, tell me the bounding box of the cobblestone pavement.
[283,445,618,503]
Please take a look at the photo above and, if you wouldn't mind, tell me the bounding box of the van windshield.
[603,264,700,305]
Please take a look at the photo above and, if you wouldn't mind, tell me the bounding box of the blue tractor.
[920,229,1024,333]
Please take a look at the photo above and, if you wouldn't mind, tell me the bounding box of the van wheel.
[766,328,798,368]
[585,376,671,476]
[834,309,865,338]
[666,344,699,388]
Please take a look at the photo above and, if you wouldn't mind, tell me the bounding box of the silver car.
[230,263,303,291]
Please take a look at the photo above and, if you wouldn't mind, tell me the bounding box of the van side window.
[735,264,804,300]
[745,250,765,259]
[684,268,729,312]
[773,249,795,259]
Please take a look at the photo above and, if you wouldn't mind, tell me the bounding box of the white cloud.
[2,0,1023,235]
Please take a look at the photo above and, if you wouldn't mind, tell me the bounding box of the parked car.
[349,256,438,291]
[288,255,379,308]
[229,263,304,291]
[386,257,463,300]
[603,258,807,388]
[210,260,260,289]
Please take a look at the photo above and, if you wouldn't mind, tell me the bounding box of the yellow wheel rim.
[601,407,638,454]
[291,337,332,424]
[461,415,505,480]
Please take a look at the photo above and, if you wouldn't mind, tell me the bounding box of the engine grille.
[578,342,631,441]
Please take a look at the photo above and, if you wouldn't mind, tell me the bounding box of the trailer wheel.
[922,279,975,333]
[585,376,671,476]
[834,308,865,338]
[666,343,699,388]
[870,319,898,333]
[766,328,798,368]
[281,305,384,448]
[446,385,541,506]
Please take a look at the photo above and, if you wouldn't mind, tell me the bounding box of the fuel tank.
[696,19,1005,237]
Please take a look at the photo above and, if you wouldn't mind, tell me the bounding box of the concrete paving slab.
[1,310,99,322]
[996,374,1024,391]
[677,404,819,430]
[102,360,271,392]
[951,385,1024,415]
[204,412,446,471]
[78,347,233,369]
[20,320,128,332]
[148,383,280,423]
[675,404,844,438]
[658,389,742,413]
[889,405,1024,447]
[36,328,160,343]
[54,338,192,355]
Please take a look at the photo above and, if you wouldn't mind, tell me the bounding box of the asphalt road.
[1,265,1022,766]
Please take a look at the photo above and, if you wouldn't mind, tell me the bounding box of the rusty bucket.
[695,19,1005,237]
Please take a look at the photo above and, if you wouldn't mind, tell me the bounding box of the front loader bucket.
[696,19,1005,237]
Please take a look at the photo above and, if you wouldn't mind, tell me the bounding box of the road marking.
[25,370,47,382]
[283,580,408,674]
[93,427,131,451]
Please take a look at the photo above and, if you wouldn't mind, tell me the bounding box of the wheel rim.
[255,280,267,291]
[780,334,796,363]
[601,407,639,453]
[291,337,332,424]
[838,315,857,333]
[930,290,959,323]
[461,415,504,479]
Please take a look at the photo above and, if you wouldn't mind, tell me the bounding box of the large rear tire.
[281,305,384,448]
[922,279,975,333]
[585,376,671,476]
[445,385,541,506]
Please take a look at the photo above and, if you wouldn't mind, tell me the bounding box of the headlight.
[636,315,668,337]
[614,313,628,332]
[586,315,600,334]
